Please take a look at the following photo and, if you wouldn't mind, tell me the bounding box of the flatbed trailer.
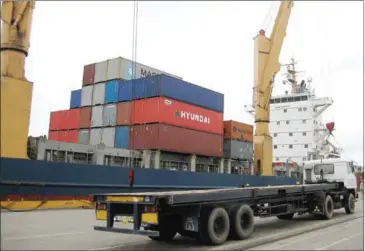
[92,182,356,245]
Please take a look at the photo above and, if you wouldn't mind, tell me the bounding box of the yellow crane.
[253,1,293,176]
[0,1,293,178]
[1,1,35,159]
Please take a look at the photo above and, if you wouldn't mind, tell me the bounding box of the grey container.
[81,85,93,107]
[92,83,105,106]
[107,57,124,80]
[223,140,253,160]
[90,128,102,145]
[94,61,108,84]
[103,104,116,126]
[101,127,115,148]
[91,106,103,128]
[78,129,90,145]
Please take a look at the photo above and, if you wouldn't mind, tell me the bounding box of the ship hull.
[0,158,298,200]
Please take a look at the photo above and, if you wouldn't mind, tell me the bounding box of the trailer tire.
[199,207,230,245]
[322,195,334,220]
[345,193,355,214]
[229,204,254,240]
[148,216,177,242]
[277,213,294,220]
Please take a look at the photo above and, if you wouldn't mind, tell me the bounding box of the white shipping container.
[81,85,93,107]
[103,104,116,126]
[91,106,103,128]
[90,128,102,145]
[107,57,124,80]
[94,61,108,84]
[78,130,90,145]
[92,83,105,106]
[102,127,116,148]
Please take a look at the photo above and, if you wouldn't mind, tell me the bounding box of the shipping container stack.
[48,56,225,161]
[223,120,254,161]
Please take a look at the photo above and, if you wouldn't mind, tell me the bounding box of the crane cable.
[259,1,277,33]
[129,1,139,171]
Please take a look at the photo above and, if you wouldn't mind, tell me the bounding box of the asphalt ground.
[1,199,363,250]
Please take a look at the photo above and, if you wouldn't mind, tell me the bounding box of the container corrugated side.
[102,127,115,148]
[115,126,129,149]
[223,140,253,160]
[117,80,131,102]
[64,109,80,130]
[70,89,81,109]
[91,106,103,128]
[105,80,119,103]
[94,61,108,84]
[133,74,224,112]
[224,120,254,142]
[79,107,92,129]
[82,64,95,86]
[90,128,102,145]
[48,131,59,141]
[129,124,223,157]
[92,83,105,106]
[49,111,61,131]
[116,102,132,125]
[103,104,116,127]
[132,97,223,134]
[78,129,90,145]
[81,85,93,107]
[65,130,79,143]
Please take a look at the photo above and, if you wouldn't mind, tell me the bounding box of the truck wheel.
[322,195,334,220]
[229,204,254,240]
[149,216,177,242]
[199,207,230,245]
[345,193,355,214]
[277,213,294,220]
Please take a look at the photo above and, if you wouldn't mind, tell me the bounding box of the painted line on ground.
[4,231,85,241]
[315,232,363,250]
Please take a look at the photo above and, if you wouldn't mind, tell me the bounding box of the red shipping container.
[82,64,95,86]
[132,97,223,135]
[48,131,59,141]
[65,130,78,143]
[116,102,132,125]
[79,107,91,128]
[49,111,62,131]
[129,124,223,157]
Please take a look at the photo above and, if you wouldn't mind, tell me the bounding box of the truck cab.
[303,158,358,196]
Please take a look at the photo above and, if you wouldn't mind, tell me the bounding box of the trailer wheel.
[148,216,177,242]
[322,195,334,220]
[345,193,355,214]
[277,213,294,220]
[199,207,230,245]
[229,204,254,240]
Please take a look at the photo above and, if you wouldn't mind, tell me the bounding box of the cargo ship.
[0,56,298,207]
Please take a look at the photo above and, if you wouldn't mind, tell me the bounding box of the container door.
[107,57,122,81]
[78,130,90,145]
[91,106,103,128]
[105,80,118,104]
[90,128,102,145]
[103,104,116,127]
[119,58,133,80]
[102,127,116,148]
[81,85,93,107]
[92,83,106,106]
[70,89,81,109]
[115,126,129,149]
[94,61,108,84]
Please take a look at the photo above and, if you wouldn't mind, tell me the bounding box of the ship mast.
[282,58,305,94]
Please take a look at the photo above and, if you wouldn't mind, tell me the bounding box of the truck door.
[305,169,312,181]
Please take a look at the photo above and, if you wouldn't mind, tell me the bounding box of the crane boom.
[1,1,36,159]
[253,1,293,176]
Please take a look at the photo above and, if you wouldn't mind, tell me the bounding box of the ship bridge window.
[294,96,301,102]
[304,144,308,148]
[277,121,280,125]
[288,97,294,102]
[275,98,280,103]
[303,132,307,136]
[286,121,290,124]
[284,109,287,113]
[281,97,288,103]
[289,145,293,148]
[289,132,293,136]
[270,99,274,104]
[274,133,278,137]
[274,145,277,149]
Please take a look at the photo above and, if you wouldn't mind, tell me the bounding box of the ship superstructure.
[245,58,336,173]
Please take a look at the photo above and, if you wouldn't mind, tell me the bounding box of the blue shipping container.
[70,89,81,109]
[117,80,131,102]
[105,80,119,103]
[129,74,224,112]
[115,126,129,149]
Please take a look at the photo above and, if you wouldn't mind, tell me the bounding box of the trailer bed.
[93,183,339,205]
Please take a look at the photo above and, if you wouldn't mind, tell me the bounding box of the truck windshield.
[313,164,334,175]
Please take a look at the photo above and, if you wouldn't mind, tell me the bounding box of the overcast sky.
[25,1,363,164]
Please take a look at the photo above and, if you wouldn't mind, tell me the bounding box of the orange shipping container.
[224,120,254,142]
[79,107,92,128]
[116,102,132,125]
[48,131,59,141]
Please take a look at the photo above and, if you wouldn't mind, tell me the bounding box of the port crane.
[0,1,292,178]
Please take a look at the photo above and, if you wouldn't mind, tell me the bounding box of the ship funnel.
[326,122,335,134]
